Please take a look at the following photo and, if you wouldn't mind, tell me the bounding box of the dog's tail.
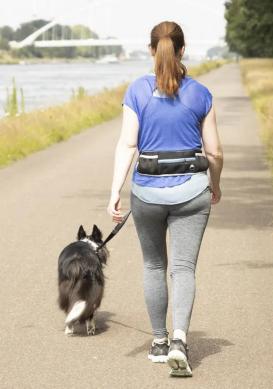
[65,300,87,325]
[59,260,93,318]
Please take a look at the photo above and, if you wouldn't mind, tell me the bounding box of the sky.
[0,0,227,56]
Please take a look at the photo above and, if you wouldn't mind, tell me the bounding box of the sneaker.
[167,339,192,377]
[148,339,170,363]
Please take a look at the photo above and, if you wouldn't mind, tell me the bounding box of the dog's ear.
[91,224,102,242]
[77,225,86,240]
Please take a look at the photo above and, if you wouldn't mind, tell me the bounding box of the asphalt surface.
[0,63,272,389]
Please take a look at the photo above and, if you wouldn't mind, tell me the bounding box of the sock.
[153,336,168,344]
[173,329,187,344]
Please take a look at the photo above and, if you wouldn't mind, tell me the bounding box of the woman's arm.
[107,104,139,222]
[201,104,224,204]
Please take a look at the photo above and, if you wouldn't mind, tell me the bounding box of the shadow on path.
[188,331,234,370]
[126,330,234,370]
[55,311,151,337]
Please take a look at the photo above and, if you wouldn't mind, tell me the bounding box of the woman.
[107,21,223,377]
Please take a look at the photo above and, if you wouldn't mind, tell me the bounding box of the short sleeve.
[203,88,213,117]
[122,82,140,120]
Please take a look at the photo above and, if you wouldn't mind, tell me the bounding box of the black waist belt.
[136,149,209,176]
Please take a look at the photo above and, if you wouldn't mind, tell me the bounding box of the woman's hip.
[130,186,211,218]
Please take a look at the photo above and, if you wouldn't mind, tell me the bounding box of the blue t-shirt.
[122,73,212,188]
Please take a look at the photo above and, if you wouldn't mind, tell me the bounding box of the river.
[0,59,199,116]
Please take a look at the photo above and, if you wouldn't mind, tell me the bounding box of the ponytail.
[150,21,187,97]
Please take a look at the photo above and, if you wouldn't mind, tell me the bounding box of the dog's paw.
[87,327,96,336]
[65,325,74,336]
[86,322,96,336]
[86,318,96,336]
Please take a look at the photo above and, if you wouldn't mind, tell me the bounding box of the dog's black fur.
[58,224,109,335]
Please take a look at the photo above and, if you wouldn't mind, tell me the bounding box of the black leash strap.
[96,210,132,251]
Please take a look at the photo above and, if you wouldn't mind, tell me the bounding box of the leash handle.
[112,210,132,232]
[96,210,132,251]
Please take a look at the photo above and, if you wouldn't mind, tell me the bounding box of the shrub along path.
[0,63,272,389]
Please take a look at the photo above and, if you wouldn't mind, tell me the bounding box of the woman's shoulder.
[127,74,155,91]
[125,74,155,104]
[123,74,155,117]
[182,76,211,96]
[128,74,211,95]
[179,76,213,119]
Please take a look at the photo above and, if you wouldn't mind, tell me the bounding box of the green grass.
[240,59,273,175]
[0,51,19,64]
[188,59,228,77]
[0,59,227,168]
[0,85,127,167]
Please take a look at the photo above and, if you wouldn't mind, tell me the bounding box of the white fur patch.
[65,325,74,336]
[81,238,98,250]
[65,300,86,324]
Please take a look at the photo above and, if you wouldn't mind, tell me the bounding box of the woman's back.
[122,73,212,187]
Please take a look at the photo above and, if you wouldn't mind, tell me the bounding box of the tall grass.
[71,86,88,100]
[3,78,25,116]
[0,84,127,167]
[0,51,19,64]
[240,59,273,174]
[0,59,227,168]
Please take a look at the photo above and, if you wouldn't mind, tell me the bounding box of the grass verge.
[240,58,273,175]
[0,51,19,64]
[0,59,226,168]
[188,59,227,77]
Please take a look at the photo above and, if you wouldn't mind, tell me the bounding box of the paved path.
[0,64,272,389]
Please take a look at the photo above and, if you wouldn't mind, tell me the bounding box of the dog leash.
[96,210,132,252]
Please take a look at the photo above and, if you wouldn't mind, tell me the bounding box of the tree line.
[225,0,273,57]
[0,19,122,59]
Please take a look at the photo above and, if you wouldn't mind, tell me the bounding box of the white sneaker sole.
[167,350,192,377]
[148,354,168,363]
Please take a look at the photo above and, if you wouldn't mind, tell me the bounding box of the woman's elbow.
[117,139,137,151]
[126,142,137,150]
[205,149,223,160]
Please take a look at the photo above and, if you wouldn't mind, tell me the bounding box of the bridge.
[9,5,224,55]
[9,18,223,51]
[8,0,225,56]
[9,19,146,49]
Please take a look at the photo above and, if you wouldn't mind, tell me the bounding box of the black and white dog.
[58,224,109,336]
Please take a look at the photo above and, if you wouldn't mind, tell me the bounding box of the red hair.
[150,21,187,97]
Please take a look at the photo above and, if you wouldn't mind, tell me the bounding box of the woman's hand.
[107,192,123,223]
[107,106,138,223]
[201,104,223,205]
[210,185,222,205]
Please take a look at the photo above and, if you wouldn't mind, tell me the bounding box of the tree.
[207,45,231,59]
[0,25,14,49]
[225,0,273,57]
[0,25,14,40]
[14,19,49,41]
[13,19,49,57]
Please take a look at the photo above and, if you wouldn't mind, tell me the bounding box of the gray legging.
[130,187,211,338]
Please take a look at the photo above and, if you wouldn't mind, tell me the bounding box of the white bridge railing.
[14,38,144,49]
[9,19,146,49]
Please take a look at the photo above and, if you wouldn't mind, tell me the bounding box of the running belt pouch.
[137,150,209,175]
